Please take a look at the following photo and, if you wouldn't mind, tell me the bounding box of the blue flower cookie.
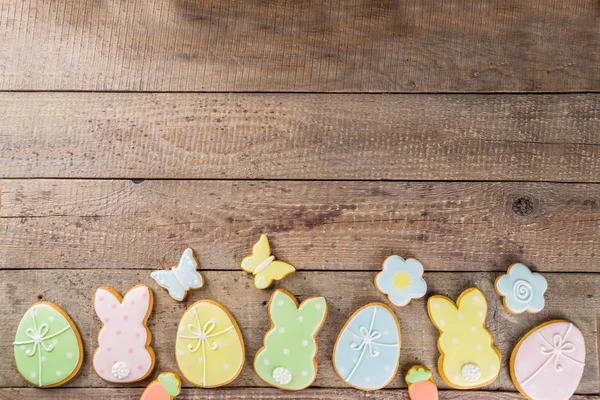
[495,263,547,314]
[375,256,427,307]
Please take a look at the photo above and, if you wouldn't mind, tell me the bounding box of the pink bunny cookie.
[93,284,155,383]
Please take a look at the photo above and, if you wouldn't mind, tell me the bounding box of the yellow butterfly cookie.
[241,235,295,289]
[427,288,501,389]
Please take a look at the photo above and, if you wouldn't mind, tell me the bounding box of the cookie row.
[12,235,585,400]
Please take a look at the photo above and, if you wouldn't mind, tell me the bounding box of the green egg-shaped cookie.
[13,302,84,387]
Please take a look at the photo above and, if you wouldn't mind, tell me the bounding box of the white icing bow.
[350,325,384,357]
[539,332,577,371]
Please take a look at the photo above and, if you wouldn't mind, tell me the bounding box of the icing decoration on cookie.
[495,263,547,314]
[13,302,83,387]
[93,284,155,383]
[140,372,181,400]
[427,288,501,389]
[175,300,244,387]
[254,289,327,390]
[405,366,438,400]
[375,256,427,307]
[241,234,296,289]
[511,320,585,400]
[332,303,401,390]
[151,248,204,302]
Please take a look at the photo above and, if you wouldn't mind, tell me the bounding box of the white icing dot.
[383,329,389,335]
[365,377,371,382]
[278,327,285,333]
[211,317,217,324]
[224,364,230,370]
[30,372,37,379]
[277,300,284,306]
[48,316,55,323]
[40,356,46,362]
[272,367,292,385]
[462,364,481,382]
[297,316,304,322]
[315,303,322,310]
[20,345,26,351]
[301,370,308,376]
[476,344,482,350]
[302,340,308,346]
[452,338,459,344]
[55,370,62,376]
[453,374,459,380]
[433,302,440,309]
[439,319,445,325]
[283,348,290,355]
[52,339,59,345]
[339,367,346,374]
[473,296,480,302]
[179,351,184,357]
[264,359,270,365]
[457,312,463,319]
[490,364,497,371]
[66,352,73,359]
[384,364,391,372]
[179,327,184,333]
[198,357,204,363]
[471,326,476,332]
[478,310,484,317]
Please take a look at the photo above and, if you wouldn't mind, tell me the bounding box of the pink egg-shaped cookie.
[510,320,585,400]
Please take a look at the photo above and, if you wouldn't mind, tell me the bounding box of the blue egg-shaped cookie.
[333,303,401,390]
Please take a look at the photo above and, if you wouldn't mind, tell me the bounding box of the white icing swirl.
[513,279,533,303]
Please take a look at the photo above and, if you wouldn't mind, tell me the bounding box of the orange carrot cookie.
[405,366,438,400]
[427,288,501,389]
[140,372,181,400]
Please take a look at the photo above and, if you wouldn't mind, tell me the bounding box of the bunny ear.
[94,287,122,321]
[298,297,327,334]
[121,285,152,323]
[427,295,458,332]
[456,288,487,326]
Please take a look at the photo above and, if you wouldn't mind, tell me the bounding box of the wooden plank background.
[0,1,599,399]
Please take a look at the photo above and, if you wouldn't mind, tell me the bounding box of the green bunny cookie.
[254,289,327,390]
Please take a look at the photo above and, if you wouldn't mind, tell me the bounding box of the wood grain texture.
[0,0,598,92]
[1,270,598,392]
[2,179,600,272]
[0,388,598,400]
[1,93,600,181]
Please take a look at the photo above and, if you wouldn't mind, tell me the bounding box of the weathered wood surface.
[0,0,598,92]
[2,179,599,272]
[1,270,598,392]
[1,93,600,181]
[0,388,598,400]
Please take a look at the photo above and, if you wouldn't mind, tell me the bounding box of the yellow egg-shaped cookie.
[175,300,244,388]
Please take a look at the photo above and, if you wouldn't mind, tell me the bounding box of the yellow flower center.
[393,272,411,289]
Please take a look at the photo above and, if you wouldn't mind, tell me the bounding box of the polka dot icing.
[374,255,427,307]
[93,285,154,383]
[495,263,547,314]
[333,303,401,390]
[427,288,501,389]
[13,302,83,387]
[176,300,245,388]
[254,289,327,390]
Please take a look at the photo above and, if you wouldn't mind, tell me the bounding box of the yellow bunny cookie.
[427,288,501,389]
